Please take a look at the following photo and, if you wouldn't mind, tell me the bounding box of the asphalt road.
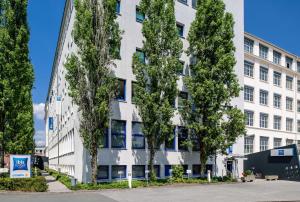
[1,180,300,202]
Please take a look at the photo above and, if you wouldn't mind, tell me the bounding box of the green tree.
[65,0,121,184]
[182,0,246,175]
[132,0,183,180]
[0,0,35,167]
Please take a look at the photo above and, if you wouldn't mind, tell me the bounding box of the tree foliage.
[0,0,35,167]
[65,0,121,183]
[182,0,246,175]
[132,0,183,180]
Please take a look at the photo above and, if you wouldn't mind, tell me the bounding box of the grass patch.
[0,176,48,192]
[46,168,236,190]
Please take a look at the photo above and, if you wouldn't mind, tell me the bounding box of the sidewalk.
[42,171,71,193]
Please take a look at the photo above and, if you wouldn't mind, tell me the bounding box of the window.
[153,165,160,178]
[191,133,200,151]
[260,136,269,151]
[136,49,145,64]
[165,165,172,177]
[273,138,282,148]
[298,120,300,132]
[178,92,188,109]
[244,136,254,154]
[132,165,145,178]
[273,51,281,64]
[297,80,300,92]
[260,113,268,128]
[136,7,145,23]
[286,97,293,111]
[273,116,281,130]
[286,118,293,131]
[259,66,268,81]
[286,139,294,145]
[273,71,281,86]
[244,38,254,53]
[165,128,175,150]
[192,165,211,176]
[97,166,109,180]
[100,129,109,148]
[111,120,126,148]
[259,90,268,105]
[132,122,145,149]
[297,62,300,73]
[286,56,293,69]
[245,110,254,126]
[244,61,254,77]
[286,76,293,90]
[298,100,300,113]
[178,126,188,150]
[244,86,254,102]
[273,94,281,108]
[176,23,184,38]
[116,0,121,14]
[259,44,268,59]
[178,0,188,5]
[116,79,126,101]
[112,165,126,179]
[192,0,197,8]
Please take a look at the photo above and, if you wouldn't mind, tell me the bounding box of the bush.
[172,165,184,180]
[0,177,48,192]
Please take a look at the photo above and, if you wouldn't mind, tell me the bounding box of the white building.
[45,0,244,183]
[244,33,300,155]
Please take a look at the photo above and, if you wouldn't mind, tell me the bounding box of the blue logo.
[278,149,284,156]
[49,117,53,130]
[13,158,28,171]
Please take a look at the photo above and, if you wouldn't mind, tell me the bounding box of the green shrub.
[0,177,48,192]
[172,165,184,180]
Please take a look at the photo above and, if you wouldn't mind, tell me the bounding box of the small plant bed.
[46,168,236,190]
[0,176,48,192]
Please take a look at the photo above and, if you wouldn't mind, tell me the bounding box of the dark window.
[136,49,145,64]
[111,120,126,148]
[165,128,176,150]
[136,7,145,23]
[116,79,126,101]
[192,0,197,8]
[100,129,108,148]
[112,165,126,179]
[178,92,188,109]
[182,165,188,175]
[132,122,145,149]
[178,0,188,5]
[192,164,212,176]
[97,166,109,180]
[178,126,188,150]
[154,165,160,178]
[191,133,200,151]
[165,165,172,177]
[132,165,145,178]
[176,23,184,37]
[116,0,121,14]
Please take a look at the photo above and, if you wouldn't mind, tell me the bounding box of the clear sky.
[28,0,300,146]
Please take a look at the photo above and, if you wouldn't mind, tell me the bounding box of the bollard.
[128,172,132,189]
[207,170,211,183]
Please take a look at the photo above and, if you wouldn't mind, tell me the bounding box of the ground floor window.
[165,128,176,150]
[178,126,188,151]
[132,165,145,178]
[260,136,269,151]
[97,165,109,180]
[192,164,212,176]
[111,120,126,148]
[132,122,145,149]
[112,165,126,179]
[273,138,282,148]
[154,165,160,178]
[244,136,254,154]
[164,165,172,177]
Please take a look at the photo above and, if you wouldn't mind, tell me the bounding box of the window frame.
[111,120,127,149]
[132,122,145,149]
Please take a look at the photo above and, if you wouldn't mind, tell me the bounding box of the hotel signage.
[270,148,294,157]
[10,155,31,178]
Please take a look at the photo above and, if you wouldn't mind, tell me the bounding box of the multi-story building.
[244,33,300,155]
[45,0,244,183]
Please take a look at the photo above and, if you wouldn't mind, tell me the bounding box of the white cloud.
[34,130,45,147]
[33,103,45,120]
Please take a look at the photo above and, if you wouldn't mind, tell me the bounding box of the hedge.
[0,177,48,192]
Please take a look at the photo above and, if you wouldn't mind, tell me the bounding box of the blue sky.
[28,0,300,146]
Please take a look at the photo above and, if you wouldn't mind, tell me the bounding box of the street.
[1,180,300,202]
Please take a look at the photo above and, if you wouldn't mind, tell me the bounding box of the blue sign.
[49,117,53,130]
[278,149,284,156]
[13,158,28,171]
[227,146,233,155]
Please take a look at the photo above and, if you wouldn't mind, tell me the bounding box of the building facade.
[244,33,300,155]
[45,0,244,183]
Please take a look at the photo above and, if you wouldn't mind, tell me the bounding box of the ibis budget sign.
[10,155,31,178]
[270,148,294,157]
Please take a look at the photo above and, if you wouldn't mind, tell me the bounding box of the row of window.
[97,164,212,180]
[244,37,300,71]
[244,86,300,111]
[116,79,188,109]
[245,111,300,132]
[244,61,297,90]
[244,136,296,154]
[102,120,200,151]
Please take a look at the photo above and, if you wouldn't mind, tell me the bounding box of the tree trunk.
[200,140,207,177]
[91,140,98,184]
[149,139,156,181]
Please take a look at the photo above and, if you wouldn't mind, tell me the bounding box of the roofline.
[45,0,70,107]
[245,32,300,60]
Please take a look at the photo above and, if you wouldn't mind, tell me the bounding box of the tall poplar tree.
[133,0,183,180]
[65,0,121,184]
[182,0,245,175]
[0,0,35,167]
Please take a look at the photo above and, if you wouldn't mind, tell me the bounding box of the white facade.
[244,33,300,155]
[45,0,244,183]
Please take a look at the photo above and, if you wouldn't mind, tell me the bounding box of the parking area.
[1,179,300,202]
